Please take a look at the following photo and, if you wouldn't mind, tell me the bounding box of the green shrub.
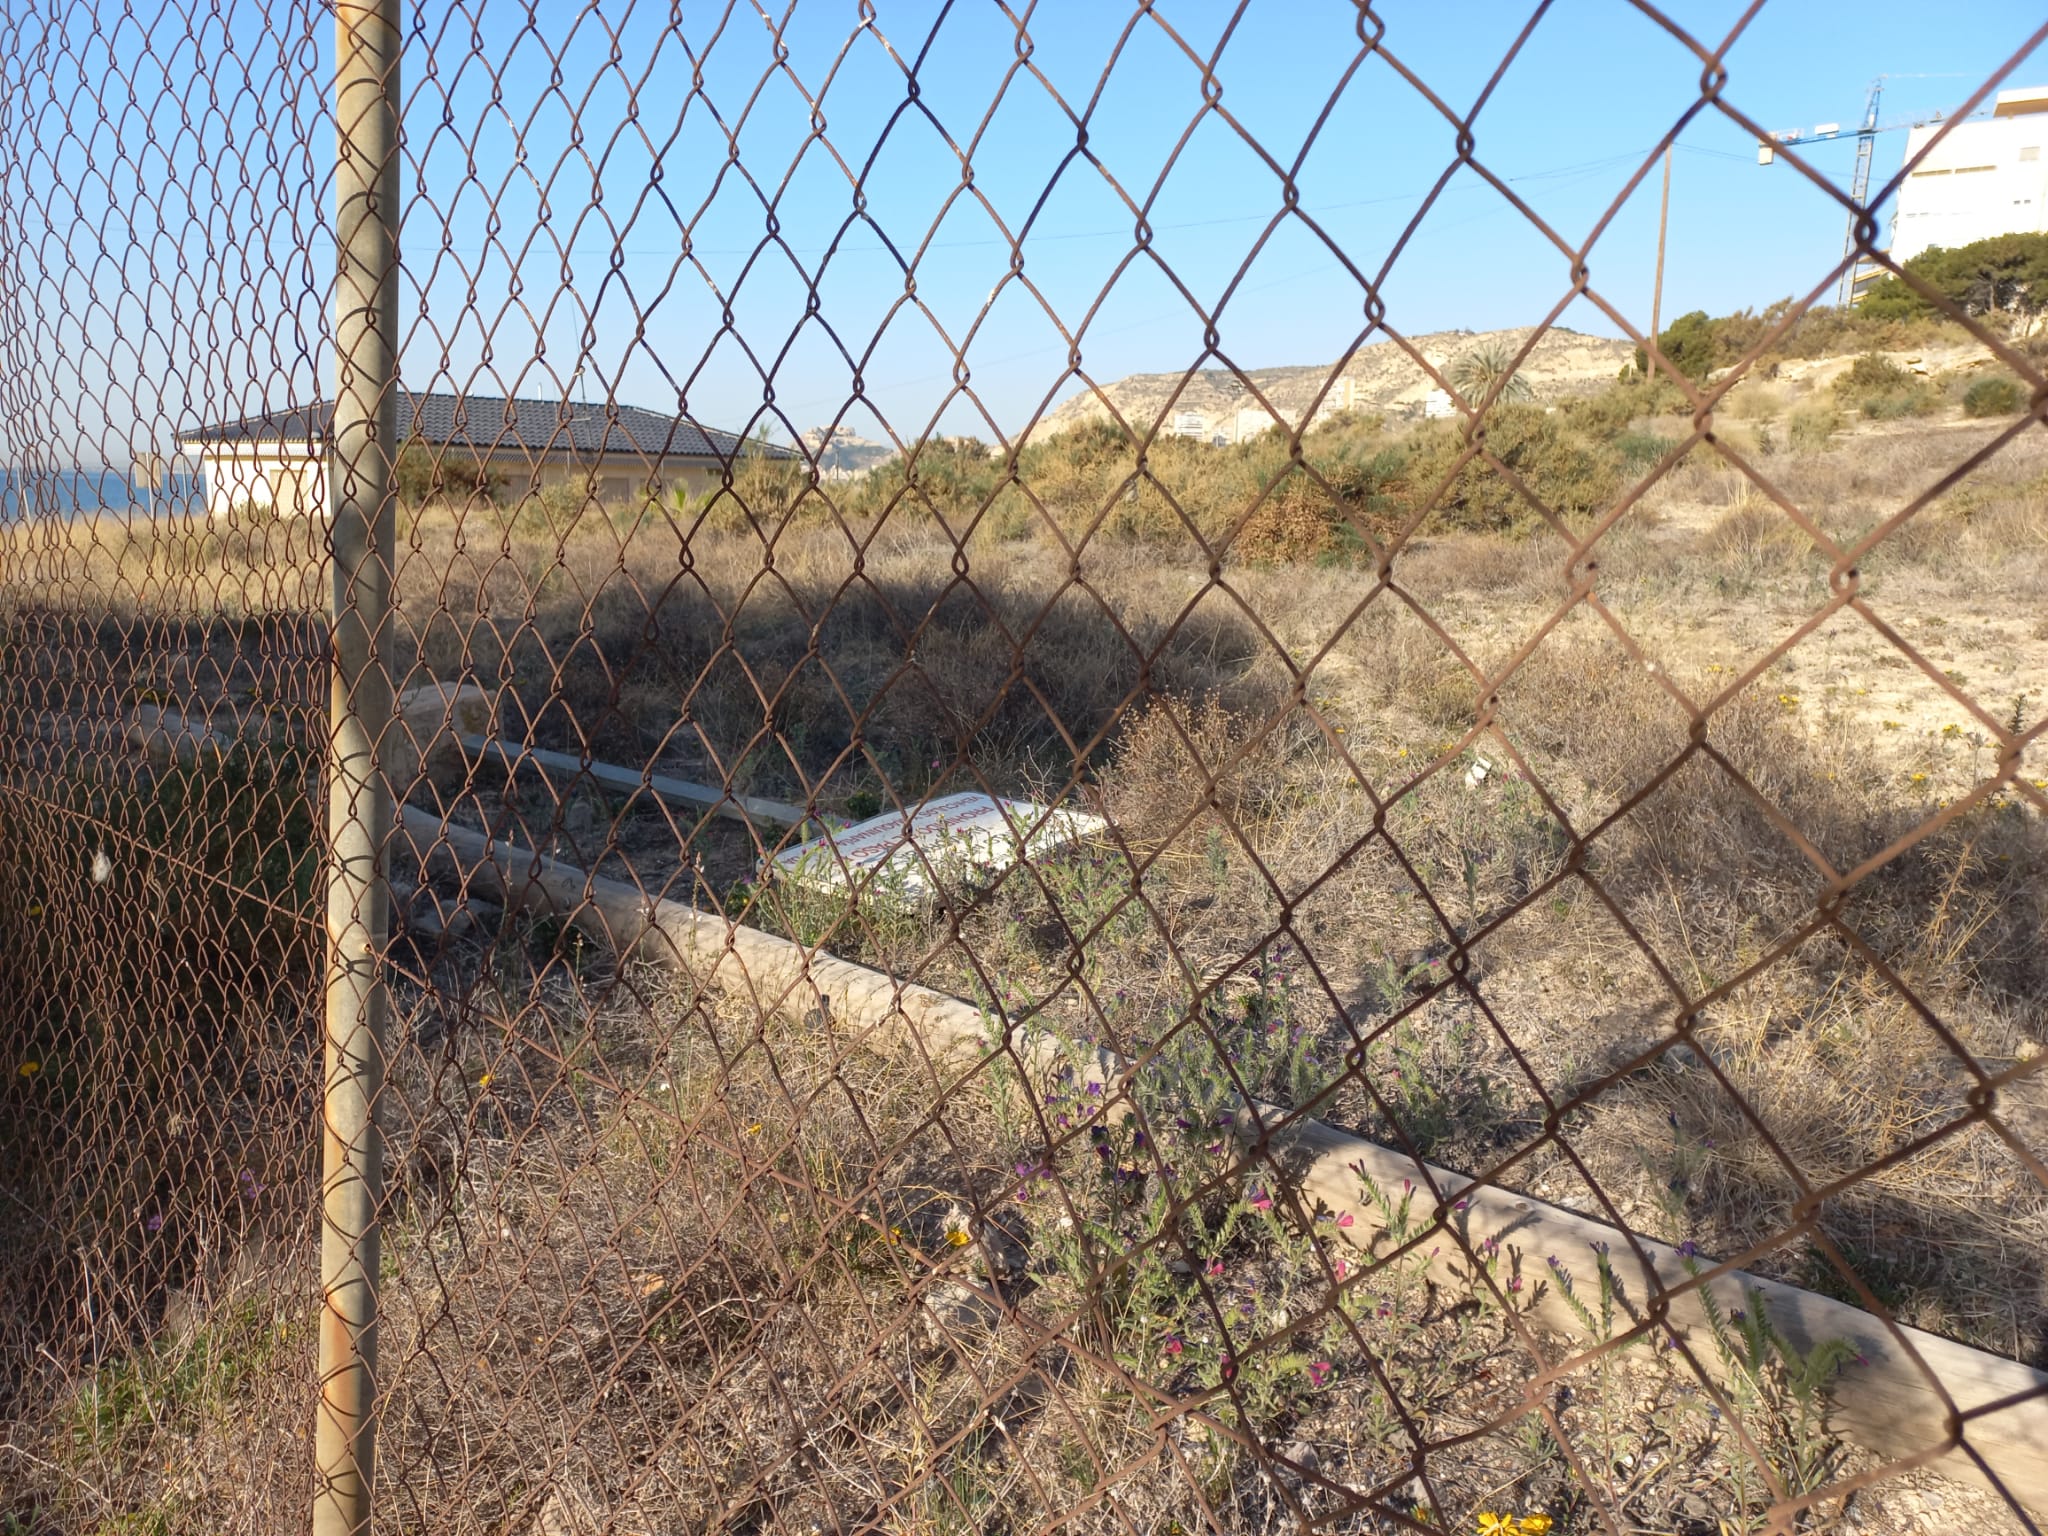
[1614,429,1680,477]
[1833,352,1910,396]
[1858,231,2048,320]
[1863,387,1938,420]
[985,410,1405,551]
[847,435,1007,527]
[1645,309,1719,381]
[1786,403,1841,453]
[1635,294,1972,367]
[1565,375,1690,438]
[1856,275,1928,322]
[1962,373,2027,418]
[1401,404,1620,534]
[394,440,500,506]
[1832,353,1938,420]
[699,442,820,532]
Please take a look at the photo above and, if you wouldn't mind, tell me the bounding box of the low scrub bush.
[1613,428,1680,478]
[1832,352,1939,420]
[1962,372,2027,418]
[1401,404,1621,534]
[1786,401,1841,452]
[395,441,501,507]
[1564,374,1689,438]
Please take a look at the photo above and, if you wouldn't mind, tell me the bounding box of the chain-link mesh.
[4,5,2047,1534]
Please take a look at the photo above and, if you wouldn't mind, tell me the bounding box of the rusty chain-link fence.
[4,3,2048,1533]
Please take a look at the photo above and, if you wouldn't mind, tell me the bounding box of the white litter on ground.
[766,791,1106,901]
[1464,756,1492,788]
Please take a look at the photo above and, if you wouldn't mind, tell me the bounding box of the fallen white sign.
[767,791,1106,901]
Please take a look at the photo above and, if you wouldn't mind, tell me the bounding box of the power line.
[384,145,1667,264]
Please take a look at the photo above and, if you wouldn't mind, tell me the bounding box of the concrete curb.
[402,805,2048,1517]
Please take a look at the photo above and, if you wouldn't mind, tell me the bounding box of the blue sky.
[6,1,2047,465]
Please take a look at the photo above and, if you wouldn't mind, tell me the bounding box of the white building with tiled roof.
[177,390,785,519]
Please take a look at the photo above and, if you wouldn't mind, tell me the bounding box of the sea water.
[0,468,203,521]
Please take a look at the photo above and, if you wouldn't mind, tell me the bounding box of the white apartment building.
[1892,86,2048,264]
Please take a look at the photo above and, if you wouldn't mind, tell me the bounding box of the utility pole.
[1650,143,1673,357]
[315,3,400,1535]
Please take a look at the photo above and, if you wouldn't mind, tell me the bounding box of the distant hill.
[798,425,896,478]
[1030,326,1635,442]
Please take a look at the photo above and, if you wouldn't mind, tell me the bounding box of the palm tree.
[1450,342,1534,405]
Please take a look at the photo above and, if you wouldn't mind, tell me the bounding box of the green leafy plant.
[1132,955,1331,1126]
[1687,1263,1855,1525]
[1451,342,1534,405]
[753,845,927,963]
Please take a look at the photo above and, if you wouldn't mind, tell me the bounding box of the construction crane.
[1757,74,1964,307]
[1840,78,1884,307]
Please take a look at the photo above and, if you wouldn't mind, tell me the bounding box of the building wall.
[191,443,327,520]
[1162,406,1295,445]
[191,447,730,519]
[1893,111,2048,263]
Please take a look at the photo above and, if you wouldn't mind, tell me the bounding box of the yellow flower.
[1518,1517,1554,1536]
[1908,772,1929,784]
[1777,693,1799,707]
[477,1072,493,1089]
[18,1061,40,1077]
[1942,722,1961,737]
[945,1229,971,1248]
[27,903,42,917]
[1881,720,1902,730]
[1477,1516,1517,1535]
[745,1121,763,1136]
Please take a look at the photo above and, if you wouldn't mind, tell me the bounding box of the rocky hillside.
[798,425,896,478]
[1032,325,1635,440]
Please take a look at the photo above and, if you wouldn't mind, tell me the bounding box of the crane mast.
[1838,77,1885,307]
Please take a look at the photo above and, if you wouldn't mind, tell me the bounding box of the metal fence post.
[316,4,401,1534]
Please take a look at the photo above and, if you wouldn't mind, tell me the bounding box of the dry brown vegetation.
[4,365,2047,1535]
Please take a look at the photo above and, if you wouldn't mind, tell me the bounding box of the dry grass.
[4,401,2047,1535]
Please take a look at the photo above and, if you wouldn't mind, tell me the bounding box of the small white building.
[177,390,779,519]
[1161,404,1296,445]
[1892,87,2048,264]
